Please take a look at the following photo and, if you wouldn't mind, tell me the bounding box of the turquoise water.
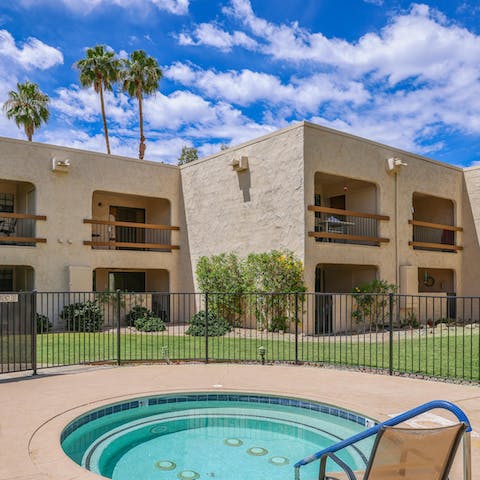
[62,395,373,480]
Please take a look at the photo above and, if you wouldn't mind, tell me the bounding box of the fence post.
[205,292,209,364]
[116,289,121,366]
[389,293,394,376]
[294,293,299,365]
[31,291,37,376]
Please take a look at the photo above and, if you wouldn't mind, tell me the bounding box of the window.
[0,268,13,291]
[0,193,14,213]
[108,271,146,292]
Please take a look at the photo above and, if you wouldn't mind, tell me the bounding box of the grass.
[30,330,480,382]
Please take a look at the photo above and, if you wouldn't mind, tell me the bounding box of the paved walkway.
[0,364,479,479]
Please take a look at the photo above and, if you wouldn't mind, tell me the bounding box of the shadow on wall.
[237,170,251,203]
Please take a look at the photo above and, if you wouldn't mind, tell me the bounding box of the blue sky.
[1,0,480,165]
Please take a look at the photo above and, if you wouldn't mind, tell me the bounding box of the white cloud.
[0,30,63,141]
[363,0,383,5]
[178,23,257,51]
[19,0,189,15]
[143,89,276,145]
[207,2,480,86]
[0,30,63,70]
[169,1,480,157]
[39,127,188,163]
[51,85,134,126]
[165,62,369,112]
[144,90,217,129]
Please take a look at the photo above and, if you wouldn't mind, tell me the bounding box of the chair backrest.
[0,217,17,235]
[364,423,467,480]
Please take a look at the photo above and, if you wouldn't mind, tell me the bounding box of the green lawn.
[32,331,480,382]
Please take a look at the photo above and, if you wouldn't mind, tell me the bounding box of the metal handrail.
[294,400,472,480]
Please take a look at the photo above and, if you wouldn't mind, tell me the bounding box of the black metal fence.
[1,291,479,382]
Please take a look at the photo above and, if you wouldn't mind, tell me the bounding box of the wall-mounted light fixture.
[386,157,407,174]
[230,156,249,172]
[52,157,70,173]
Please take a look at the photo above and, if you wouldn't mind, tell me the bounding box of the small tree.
[244,250,306,331]
[196,253,245,323]
[351,279,397,327]
[178,145,198,165]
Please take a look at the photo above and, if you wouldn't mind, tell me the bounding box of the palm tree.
[121,50,162,159]
[76,45,120,154]
[3,81,49,141]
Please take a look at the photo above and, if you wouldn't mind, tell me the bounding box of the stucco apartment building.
[1,121,480,308]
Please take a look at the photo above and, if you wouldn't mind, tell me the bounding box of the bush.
[134,316,166,332]
[60,301,103,332]
[36,313,52,333]
[196,253,245,323]
[401,311,419,329]
[186,310,232,337]
[195,250,306,332]
[126,305,150,326]
[351,279,397,326]
[126,304,167,332]
[244,250,306,331]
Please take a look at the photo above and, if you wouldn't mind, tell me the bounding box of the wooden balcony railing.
[0,212,47,245]
[83,219,179,251]
[308,206,389,246]
[408,220,463,252]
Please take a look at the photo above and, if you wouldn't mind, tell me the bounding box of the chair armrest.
[319,452,357,480]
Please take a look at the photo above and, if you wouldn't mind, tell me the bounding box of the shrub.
[195,250,306,332]
[244,250,306,331]
[244,250,306,294]
[351,279,398,326]
[60,300,103,332]
[401,311,419,329]
[134,315,166,332]
[36,313,52,333]
[186,310,232,337]
[196,253,245,323]
[126,305,150,326]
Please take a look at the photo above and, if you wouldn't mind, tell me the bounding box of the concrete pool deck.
[0,364,479,480]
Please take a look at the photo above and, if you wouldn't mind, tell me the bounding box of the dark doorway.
[315,267,332,334]
[109,271,146,292]
[110,206,145,249]
[329,195,346,210]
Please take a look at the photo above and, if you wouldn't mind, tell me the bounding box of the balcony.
[409,193,461,253]
[409,220,462,252]
[0,212,47,246]
[308,206,389,246]
[83,219,179,251]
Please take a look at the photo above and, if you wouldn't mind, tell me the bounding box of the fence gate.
[0,292,34,374]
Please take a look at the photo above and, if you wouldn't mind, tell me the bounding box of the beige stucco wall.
[180,124,306,290]
[0,137,192,293]
[461,168,480,297]
[0,121,478,299]
[303,122,465,295]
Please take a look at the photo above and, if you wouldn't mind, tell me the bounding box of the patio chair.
[0,217,17,236]
[294,401,472,480]
[319,423,467,480]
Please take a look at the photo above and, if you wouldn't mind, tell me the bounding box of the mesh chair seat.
[320,423,467,480]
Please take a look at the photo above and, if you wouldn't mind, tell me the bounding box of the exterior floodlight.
[386,157,407,174]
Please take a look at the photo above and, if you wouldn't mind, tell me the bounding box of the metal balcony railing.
[0,212,47,246]
[308,206,389,246]
[83,219,179,252]
[409,220,462,252]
